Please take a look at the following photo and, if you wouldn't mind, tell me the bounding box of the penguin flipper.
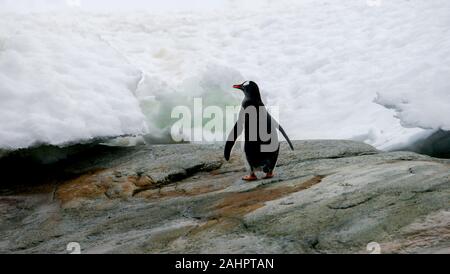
[224,139,235,161]
[279,125,294,151]
[224,109,244,161]
[268,114,294,151]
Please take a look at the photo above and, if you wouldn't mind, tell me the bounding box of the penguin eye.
[243,81,249,87]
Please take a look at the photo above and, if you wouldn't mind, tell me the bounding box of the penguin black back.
[225,81,294,181]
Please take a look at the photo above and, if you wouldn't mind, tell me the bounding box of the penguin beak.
[233,84,243,91]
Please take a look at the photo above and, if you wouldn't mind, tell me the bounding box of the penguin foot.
[263,172,274,179]
[242,173,258,181]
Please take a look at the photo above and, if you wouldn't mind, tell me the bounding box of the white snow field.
[0,0,449,150]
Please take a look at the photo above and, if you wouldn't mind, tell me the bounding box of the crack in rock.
[327,196,373,210]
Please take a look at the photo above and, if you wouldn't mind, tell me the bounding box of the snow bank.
[1,0,449,150]
[375,72,450,131]
[0,14,147,149]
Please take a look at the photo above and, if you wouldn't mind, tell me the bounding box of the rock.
[0,140,448,254]
[401,129,450,159]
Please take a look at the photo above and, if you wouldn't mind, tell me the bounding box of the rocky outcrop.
[0,140,449,254]
[401,129,450,159]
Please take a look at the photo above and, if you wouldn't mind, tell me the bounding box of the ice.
[0,0,449,150]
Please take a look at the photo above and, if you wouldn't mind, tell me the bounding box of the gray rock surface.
[0,140,449,254]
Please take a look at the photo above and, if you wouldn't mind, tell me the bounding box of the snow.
[0,0,449,150]
[0,13,148,149]
[375,71,450,131]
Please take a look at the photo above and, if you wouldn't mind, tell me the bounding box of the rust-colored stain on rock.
[136,182,229,200]
[214,175,325,218]
[56,169,107,204]
[135,173,241,200]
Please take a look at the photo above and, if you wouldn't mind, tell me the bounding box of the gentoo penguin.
[224,81,294,181]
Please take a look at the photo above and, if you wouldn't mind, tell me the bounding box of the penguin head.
[232,81,261,101]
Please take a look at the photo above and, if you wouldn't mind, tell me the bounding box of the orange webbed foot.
[263,172,274,179]
[242,173,258,181]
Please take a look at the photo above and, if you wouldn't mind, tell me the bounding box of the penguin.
[224,81,294,181]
